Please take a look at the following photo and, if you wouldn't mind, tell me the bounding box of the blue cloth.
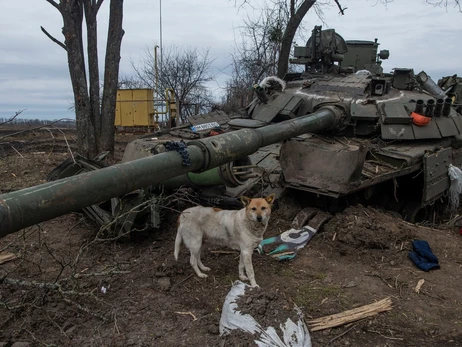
[408,240,440,272]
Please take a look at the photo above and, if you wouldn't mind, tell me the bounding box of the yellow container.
[115,89,154,127]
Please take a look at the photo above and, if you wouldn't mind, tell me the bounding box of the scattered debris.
[258,208,331,260]
[175,311,198,321]
[414,279,425,294]
[0,251,17,264]
[307,297,393,331]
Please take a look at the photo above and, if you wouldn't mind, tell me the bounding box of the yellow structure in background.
[115,89,154,128]
[115,88,177,131]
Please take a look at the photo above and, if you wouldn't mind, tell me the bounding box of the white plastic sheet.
[219,281,312,347]
[448,164,462,213]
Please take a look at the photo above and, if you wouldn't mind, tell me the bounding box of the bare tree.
[222,1,306,112]
[234,0,461,79]
[233,0,321,78]
[122,45,216,123]
[276,0,317,78]
[41,0,124,158]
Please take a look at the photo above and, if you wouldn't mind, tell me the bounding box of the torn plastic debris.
[257,226,317,261]
[219,280,312,347]
[448,163,462,213]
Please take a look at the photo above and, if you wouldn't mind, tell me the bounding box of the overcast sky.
[0,0,460,121]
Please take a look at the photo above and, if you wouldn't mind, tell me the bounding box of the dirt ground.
[1,127,462,347]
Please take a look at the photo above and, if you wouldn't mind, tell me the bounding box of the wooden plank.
[0,251,17,264]
[308,297,393,331]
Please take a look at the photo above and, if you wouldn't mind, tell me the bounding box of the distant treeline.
[0,118,76,128]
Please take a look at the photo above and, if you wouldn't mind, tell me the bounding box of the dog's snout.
[257,216,262,222]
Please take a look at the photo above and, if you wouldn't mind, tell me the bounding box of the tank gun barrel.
[0,107,342,237]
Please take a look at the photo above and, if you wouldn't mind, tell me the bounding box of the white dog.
[174,194,275,287]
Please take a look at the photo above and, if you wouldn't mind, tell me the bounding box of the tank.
[1,25,462,236]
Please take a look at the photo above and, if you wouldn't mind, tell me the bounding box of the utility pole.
[159,0,163,104]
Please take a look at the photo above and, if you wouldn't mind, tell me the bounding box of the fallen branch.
[56,128,76,163]
[0,118,75,141]
[10,145,25,159]
[414,279,425,294]
[0,251,17,264]
[325,323,358,346]
[365,273,393,288]
[307,297,393,331]
[209,250,239,254]
[73,269,131,278]
[171,274,193,290]
[175,311,197,321]
[1,276,104,301]
[62,297,108,322]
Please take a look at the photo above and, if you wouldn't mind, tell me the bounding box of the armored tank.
[1,25,462,236]
[118,25,462,225]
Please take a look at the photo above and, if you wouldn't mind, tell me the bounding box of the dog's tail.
[174,231,182,261]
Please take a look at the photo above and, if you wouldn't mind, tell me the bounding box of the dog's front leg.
[238,252,248,281]
[242,250,258,287]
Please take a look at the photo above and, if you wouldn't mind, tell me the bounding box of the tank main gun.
[0,107,343,237]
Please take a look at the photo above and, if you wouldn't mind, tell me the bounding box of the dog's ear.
[241,196,251,207]
[265,193,276,204]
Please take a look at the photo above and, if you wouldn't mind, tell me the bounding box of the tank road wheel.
[401,200,429,224]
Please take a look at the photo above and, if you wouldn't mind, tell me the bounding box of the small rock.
[343,281,357,288]
[390,260,396,266]
[207,324,219,335]
[12,343,31,347]
[156,277,171,291]
[65,325,77,336]
[257,307,266,315]
[323,273,333,284]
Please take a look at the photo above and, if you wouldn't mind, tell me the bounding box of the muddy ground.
[1,127,462,346]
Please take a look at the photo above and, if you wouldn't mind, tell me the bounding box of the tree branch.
[0,110,25,126]
[40,26,68,51]
[95,0,104,12]
[333,0,347,15]
[45,0,61,12]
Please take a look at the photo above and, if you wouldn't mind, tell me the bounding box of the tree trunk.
[84,1,102,146]
[61,0,98,158]
[277,0,316,79]
[100,0,124,154]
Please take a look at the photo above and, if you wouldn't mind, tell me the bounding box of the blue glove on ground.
[408,240,440,272]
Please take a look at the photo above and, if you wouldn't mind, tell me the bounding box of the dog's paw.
[198,273,208,278]
[239,274,249,281]
[201,266,211,272]
[250,283,260,288]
